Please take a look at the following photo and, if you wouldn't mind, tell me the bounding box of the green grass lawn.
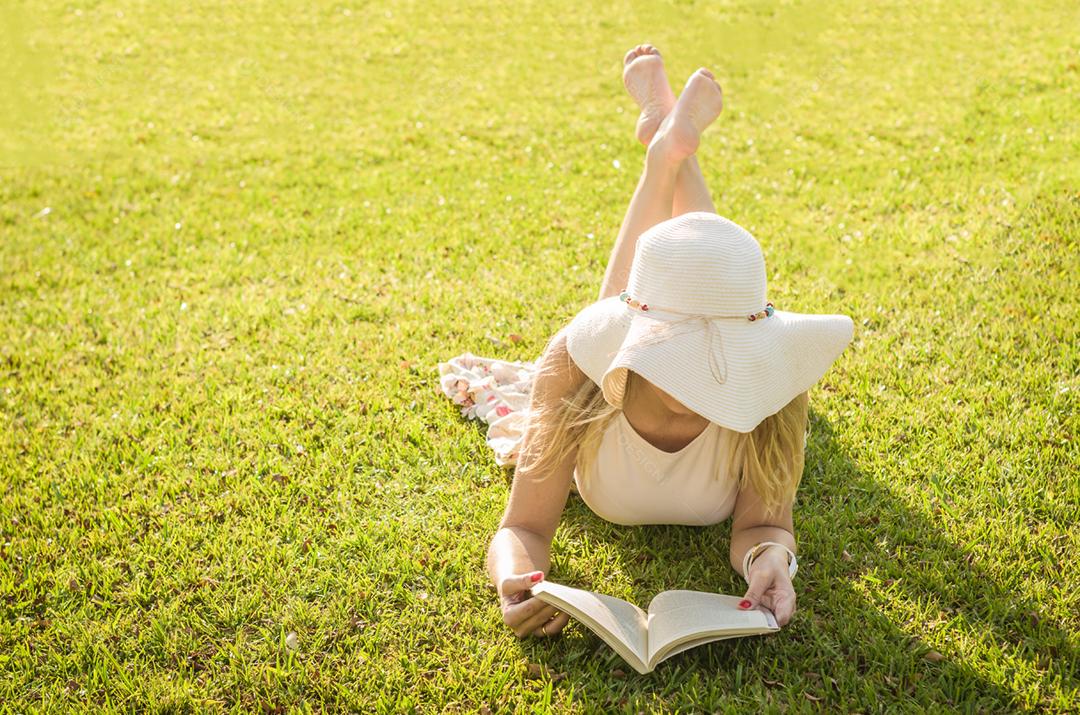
[2,0,1078,712]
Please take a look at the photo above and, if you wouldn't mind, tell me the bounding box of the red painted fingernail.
[739,599,752,609]
[531,572,543,582]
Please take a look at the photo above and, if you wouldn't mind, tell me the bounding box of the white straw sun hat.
[564,211,855,433]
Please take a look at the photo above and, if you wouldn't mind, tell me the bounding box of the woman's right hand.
[498,571,571,639]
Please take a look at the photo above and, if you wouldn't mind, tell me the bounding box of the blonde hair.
[521,332,810,517]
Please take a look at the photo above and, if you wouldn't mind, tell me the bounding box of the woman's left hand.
[738,547,797,626]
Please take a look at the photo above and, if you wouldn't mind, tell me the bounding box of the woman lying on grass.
[486,45,854,639]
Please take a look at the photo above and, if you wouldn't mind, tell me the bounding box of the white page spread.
[646,590,778,665]
[530,581,779,673]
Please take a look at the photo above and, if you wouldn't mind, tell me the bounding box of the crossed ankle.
[646,137,691,169]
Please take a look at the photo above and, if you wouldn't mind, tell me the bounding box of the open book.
[530,580,779,674]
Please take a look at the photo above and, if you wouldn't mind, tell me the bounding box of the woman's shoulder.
[536,327,591,392]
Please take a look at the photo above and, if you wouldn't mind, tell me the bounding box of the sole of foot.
[623,44,677,147]
[647,68,723,165]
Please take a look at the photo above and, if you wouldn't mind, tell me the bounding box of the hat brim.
[565,296,854,433]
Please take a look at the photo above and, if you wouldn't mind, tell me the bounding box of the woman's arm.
[729,489,796,579]
[728,475,799,625]
[486,328,587,637]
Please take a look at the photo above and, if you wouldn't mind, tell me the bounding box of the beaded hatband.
[619,289,775,321]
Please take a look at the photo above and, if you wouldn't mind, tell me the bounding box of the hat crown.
[626,212,766,314]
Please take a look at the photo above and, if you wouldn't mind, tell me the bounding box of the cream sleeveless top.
[572,411,740,526]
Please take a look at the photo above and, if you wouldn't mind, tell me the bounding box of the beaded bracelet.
[740,541,798,584]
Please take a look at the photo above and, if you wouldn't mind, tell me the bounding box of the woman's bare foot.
[646,68,723,165]
[623,45,676,147]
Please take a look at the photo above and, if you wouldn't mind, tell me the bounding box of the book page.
[530,581,649,670]
[646,590,778,665]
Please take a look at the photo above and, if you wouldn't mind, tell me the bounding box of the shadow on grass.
[512,408,1074,711]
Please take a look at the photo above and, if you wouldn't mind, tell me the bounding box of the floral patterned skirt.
[436,352,539,468]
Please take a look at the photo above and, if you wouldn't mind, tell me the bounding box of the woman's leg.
[674,156,716,216]
[598,154,681,302]
[623,46,717,217]
[599,69,725,301]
